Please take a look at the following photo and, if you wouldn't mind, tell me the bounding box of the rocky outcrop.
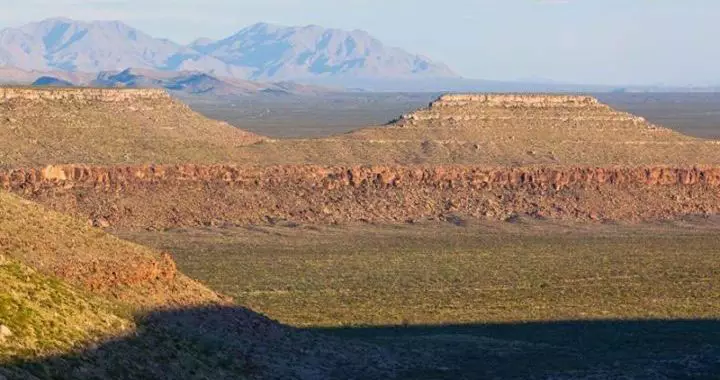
[4,164,720,190]
[0,87,170,103]
[3,164,720,229]
[430,94,601,108]
[398,94,649,125]
[0,324,12,343]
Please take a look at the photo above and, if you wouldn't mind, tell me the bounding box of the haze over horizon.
[0,0,717,86]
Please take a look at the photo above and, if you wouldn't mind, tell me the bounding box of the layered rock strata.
[3,164,720,229]
[0,87,170,102]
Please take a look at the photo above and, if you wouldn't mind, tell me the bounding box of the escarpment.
[3,164,720,229]
[425,93,602,108]
[4,91,720,228]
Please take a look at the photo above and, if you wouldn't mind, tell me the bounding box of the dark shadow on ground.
[310,319,720,379]
[0,305,406,380]
[2,306,719,379]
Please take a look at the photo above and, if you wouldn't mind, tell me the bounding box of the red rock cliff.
[3,164,720,228]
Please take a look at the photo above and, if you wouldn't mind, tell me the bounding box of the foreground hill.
[0,258,136,379]
[0,87,261,168]
[0,191,427,379]
[0,191,221,308]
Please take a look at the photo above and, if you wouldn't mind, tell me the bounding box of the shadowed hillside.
[313,319,720,379]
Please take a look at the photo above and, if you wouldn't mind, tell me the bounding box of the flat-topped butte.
[2,89,720,167]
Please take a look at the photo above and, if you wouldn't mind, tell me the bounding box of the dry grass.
[115,221,720,378]
[0,94,259,168]
[119,220,720,327]
[0,258,133,361]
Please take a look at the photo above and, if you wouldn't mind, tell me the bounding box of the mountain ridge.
[0,18,457,87]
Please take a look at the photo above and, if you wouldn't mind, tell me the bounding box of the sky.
[0,0,717,86]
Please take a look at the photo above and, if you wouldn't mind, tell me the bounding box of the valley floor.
[117,219,720,378]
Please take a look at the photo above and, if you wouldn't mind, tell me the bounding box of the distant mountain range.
[0,18,456,89]
[2,18,717,93]
[3,67,336,97]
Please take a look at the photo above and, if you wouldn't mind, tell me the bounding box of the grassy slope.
[0,259,258,380]
[0,258,133,379]
[4,91,720,168]
[0,258,132,360]
[0,191,221,309]
[233,100,720,166]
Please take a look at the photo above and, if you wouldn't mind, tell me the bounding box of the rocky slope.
[0,191,221,308]
[3,164,720,229]
[0,87,261,168]
[5,90,719,168]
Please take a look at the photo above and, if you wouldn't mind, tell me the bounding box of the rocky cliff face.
[395,94,654,126]
[3,164,720,229]
[429,94,601,107]
[0,87,170,102]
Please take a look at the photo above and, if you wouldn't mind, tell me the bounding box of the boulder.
[0,324,13,342]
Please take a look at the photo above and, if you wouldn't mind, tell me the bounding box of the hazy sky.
[0,0,717,86]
